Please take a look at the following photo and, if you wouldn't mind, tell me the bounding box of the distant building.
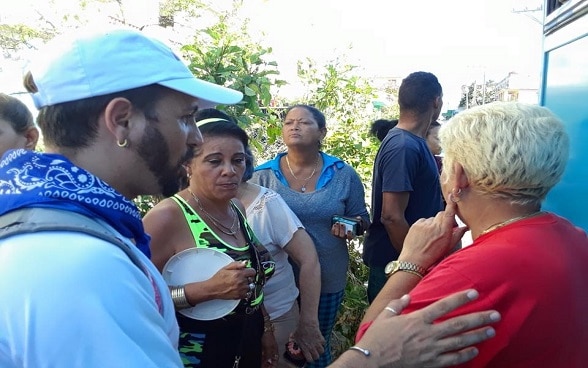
[371,76,403,110]
[495,72,539,104]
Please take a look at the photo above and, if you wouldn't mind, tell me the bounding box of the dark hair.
[427,120,441,135]
[193,108,249,156]
[192,108,237,124]
[23,72,167,149]
[370,119,398,142]
[0,93,35,134]
[242,145,255,182]
[285,104,326,130]
[398,72,442,114]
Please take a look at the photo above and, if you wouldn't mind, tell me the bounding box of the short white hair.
[440,102,569,206]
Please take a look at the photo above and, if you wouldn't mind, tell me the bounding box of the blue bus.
[540,0,588,231]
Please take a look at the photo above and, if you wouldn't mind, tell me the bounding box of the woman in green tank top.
[143,110,276,368]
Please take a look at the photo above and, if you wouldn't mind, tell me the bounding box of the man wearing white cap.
[0,28,242,367]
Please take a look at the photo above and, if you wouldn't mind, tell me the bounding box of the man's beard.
[136,124,192,198]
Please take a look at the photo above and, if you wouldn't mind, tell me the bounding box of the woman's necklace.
[480,211,544,236]
[285,154,320,193]
[188,189,240,236]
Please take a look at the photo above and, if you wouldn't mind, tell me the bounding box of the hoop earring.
[449,188,462,203]
[117,139,128,148]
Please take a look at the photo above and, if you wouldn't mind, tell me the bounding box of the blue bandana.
[0,149,151,257]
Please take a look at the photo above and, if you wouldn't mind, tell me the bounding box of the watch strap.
[392,261,426,278]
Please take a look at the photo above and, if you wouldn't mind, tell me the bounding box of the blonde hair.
[440,102,569,206]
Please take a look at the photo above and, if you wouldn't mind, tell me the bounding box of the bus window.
[540,0,588,231]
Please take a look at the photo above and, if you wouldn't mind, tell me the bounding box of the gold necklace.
[480,211,544,236]
[285,154,319,192]
[188,189,240,236]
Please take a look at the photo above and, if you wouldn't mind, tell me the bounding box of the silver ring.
[248,282,256,291]
[245,291,252,299]
[385,306,399,315]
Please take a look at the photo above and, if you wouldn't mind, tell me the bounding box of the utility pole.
[462,85,469,109]
[482,71,486,105]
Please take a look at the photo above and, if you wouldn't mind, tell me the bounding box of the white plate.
[162,247,240,321]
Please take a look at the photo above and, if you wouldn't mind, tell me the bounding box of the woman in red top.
[360,102,588,367]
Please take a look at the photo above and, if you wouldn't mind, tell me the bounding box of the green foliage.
[331,240,369,356]
[135,195,159,216]
[0,24,55,58]
[294,57,389,352]
[179,2,286,153]
[159,0,208,18]
[295,57,382,185]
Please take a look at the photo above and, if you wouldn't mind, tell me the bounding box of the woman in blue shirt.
[251,105,370,368]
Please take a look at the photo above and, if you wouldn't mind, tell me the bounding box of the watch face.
[385,261,397,275]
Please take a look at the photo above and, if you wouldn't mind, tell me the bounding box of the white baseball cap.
[29,28,243,108]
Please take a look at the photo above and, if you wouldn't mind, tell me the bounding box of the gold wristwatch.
[384,260,426,278]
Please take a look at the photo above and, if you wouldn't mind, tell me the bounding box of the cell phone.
[331,215,364,236]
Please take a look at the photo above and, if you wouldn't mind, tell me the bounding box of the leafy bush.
[331,239,369,356]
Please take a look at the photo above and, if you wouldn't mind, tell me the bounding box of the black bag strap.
[0,207,146,274]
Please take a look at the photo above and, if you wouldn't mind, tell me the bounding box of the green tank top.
[171,194,274,313]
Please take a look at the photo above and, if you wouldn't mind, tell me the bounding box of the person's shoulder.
[256,184,274,197]
[252,166,272,175]
[324,154,358,175]
[254,162,272,171]
[254,153,284,172]
[248,186,282,213]
[260,187,288,206]
[231,197,247,215]
[320,152,347,170]
[321,152,343,164]
[1,231,145,280]
[382,129,414,146]
[250,165,276,186]
[383,131,426,158]
[0,231,180,367]
[143,196,183,231]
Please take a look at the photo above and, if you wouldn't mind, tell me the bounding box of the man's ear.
[102,97,134,142]
[433,96,442,109]
[23,126,39,150]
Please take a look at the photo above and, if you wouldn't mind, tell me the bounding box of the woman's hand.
[261,328,279,368]
[399,200,469,270]
[331,216,363,240]
[291,318,325,362]
[205,261,256,300]
[333,289,500,368]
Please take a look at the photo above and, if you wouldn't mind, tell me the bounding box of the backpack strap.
[0,207,146,274]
